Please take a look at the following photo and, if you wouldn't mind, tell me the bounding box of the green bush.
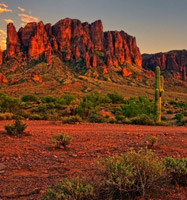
[116,96,154,119]
[4,120,28,136]
[107,92,124,104]
[28,114,43,120]
[61,115,82,124]
[21,94,38,102]
[42,177,95,200]
[0,96,20,113]
[101,148,165,198]
[57,94,76,105]
[52,133,73,148]
[164,157,187,186]
[175,113,184,125]
[89,112,104,123]
[41,96,56,103]
[0,113,13,120]
[130,114,155,125]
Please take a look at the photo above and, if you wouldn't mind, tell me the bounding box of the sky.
[0,0,187,54]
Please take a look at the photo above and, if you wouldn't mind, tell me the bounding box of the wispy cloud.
[0,3,12,14]
[19,13,39,23]
[4,19,14,24]
[18,6,25,12]
[0,29,6,35]
[0,29,6,50]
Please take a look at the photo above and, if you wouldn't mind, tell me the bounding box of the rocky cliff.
[143,50,187,81]
[4,18,142,71]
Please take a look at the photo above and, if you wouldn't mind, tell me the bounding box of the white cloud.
[4,19,14,24]
[19,13,39,23]
[0,3,12,14]
[18,6,25,12]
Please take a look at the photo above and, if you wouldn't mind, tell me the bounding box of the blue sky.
[0,0,187,53]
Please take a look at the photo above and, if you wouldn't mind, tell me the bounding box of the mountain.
[142,50,187,81]
[1,18,142,69]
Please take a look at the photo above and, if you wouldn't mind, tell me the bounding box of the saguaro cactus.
[155,66,164,123]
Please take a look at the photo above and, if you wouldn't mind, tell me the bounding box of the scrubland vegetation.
[0,91,186,126]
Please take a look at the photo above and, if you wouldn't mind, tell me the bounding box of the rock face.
[6,18,142,69]
[7,23,20,57]
[0,73,8,83]
[143,50,187,81]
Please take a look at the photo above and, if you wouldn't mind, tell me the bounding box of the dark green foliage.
[0,96,20,113]
[42,177,95,200]
[175,113,184,125]
[89,112,104,123]
[164,157,187,186]
[101,148,165,198]
[4,120,28,136]
[41,96,57,103]
[107,92,124,104]
[116,96,154,119]
[21,94,38,102]
[57,94,75,105]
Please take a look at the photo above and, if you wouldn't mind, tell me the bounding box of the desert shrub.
[41,96,56,103]
[175,113,184,125]
[89,112,105,123]
[4,120,28,136]
[42,177,95,200]
[164,157,187,186]
[107,92,124,104]
[117,96,154,119]
[0,96,20,113]
[21,94,38,102]
[61,115,82,124]
[166,110,173,114]
[146,135,158,148]
[52,133,73,148]
[0,113,13,120]
[130,114,155,125]
[101,148,165,198]
[57,94,76,105]
[28,114,43,120]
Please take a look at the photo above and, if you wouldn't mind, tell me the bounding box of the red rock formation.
[143,50,187,81]
[29,72,42,82]
[52,18,72,52]
[28,21,50,59]
[0,50,3,65]
[85,52,90,69]
[92,55,97,68]
[6,18,142,71]
[18,22,37,46]
[0,73,8,83]
[7,23,20,57]
[122,67,132,77]
[90,20,103,51]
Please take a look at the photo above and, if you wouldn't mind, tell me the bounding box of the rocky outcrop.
[0,50,3,65]
[143,50,187,81]
[7,23,20,57]
[0,73,8,83]
[122,67,132,77]
[29,72,42,83]
[6,18,142,69]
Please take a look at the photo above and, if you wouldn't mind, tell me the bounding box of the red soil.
[0,121,187,200]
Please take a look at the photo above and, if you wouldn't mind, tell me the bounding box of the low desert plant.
[0,113,13,120]
[52,133,73,148]
[4,120,28,136]
[146,135,158,148]
[164,157,187,186]
[101,148,165,198]
[61,115,82,124]
[131,114,155,125]
[42,177,95,200]
[21,94,38,102]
